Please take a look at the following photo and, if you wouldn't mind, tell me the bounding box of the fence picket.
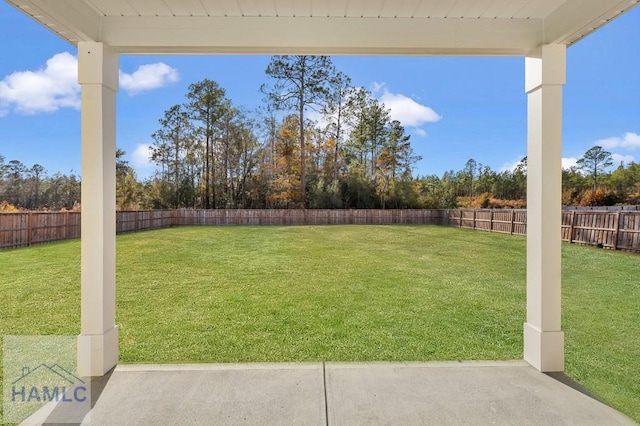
[613,212,621,250]
[568,211,576,243]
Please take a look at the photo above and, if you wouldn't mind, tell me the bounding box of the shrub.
[580,189,619,206]
[0,201,19,212]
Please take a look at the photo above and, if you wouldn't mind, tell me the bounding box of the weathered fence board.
[1,209,639,253]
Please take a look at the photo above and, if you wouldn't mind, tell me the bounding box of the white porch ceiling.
[5,0,639,55]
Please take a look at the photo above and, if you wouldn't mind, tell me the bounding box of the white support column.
[77,42,119,377]
[524,44,566,372]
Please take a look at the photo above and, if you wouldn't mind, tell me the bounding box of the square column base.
[524,323,564,372]
[78,326,119,376]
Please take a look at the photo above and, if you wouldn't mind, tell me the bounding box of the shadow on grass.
[546,372,606,405]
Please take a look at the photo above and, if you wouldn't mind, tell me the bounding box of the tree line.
[1,55,639,211]
[0,155,80,211]
[2,145,639,211]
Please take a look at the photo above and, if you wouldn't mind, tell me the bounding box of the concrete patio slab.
[20,361,636,425]
[87,364,325,426]
[325,361,635,425]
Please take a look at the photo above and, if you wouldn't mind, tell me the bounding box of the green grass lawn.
[0,225,638,421]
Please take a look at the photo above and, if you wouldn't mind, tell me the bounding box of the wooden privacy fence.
[179,208,445,226]
[1,209,639,252]
[561,210,640,252]
[0,211,81,249]
[444,209,527,235]
[117,210,177,233]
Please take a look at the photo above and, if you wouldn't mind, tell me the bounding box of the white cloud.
[371,82,441,136]
[499,156,581,172]
[499,157,524,173]
[370,81,386,93]
[596,132,640,150]
[131,143,153,168]
[562,157,579,170]
[611,153,635,165]
[414,128,427,137]
[0,53,179,116]
[0,52,79,115]
[306,109,328,128]
[119,63,179,95]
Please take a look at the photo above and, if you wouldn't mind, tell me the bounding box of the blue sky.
[0,2,639,181]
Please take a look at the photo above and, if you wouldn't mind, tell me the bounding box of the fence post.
[510,209,515,235]
[26,212,33,246]
[473,209,477,229]
[489,209,494,232]
[612,211,621,250]
[134,210,139,232]
[459,209,463,228]
[568,211,576,244]
[64,211,69,240]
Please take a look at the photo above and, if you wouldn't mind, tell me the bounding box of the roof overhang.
[5,0,639,55]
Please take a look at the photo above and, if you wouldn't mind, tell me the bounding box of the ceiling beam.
[101,16,543,56]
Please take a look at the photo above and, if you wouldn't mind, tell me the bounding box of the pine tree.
[577,145,614,191]
[262,55,337,206]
